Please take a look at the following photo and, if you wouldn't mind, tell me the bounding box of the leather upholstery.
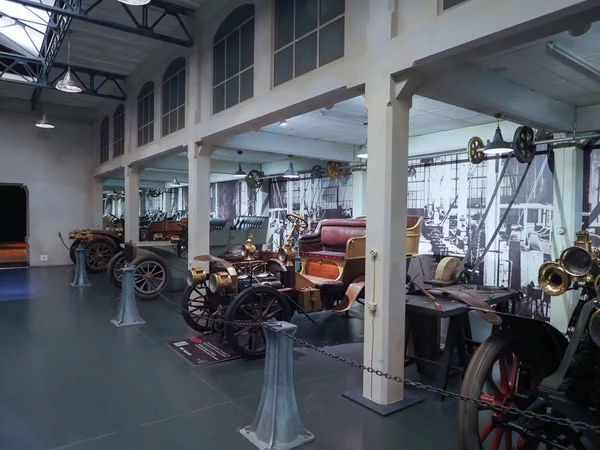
[230,216,268,231]
[299,218,366,254]
[302,251,345,260]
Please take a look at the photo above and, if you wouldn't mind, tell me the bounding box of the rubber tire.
[130,254,170,300]
[457,330,546,450]
[181,283,212,333]
[69,241,78,264]
[85,238,117,273]
[224,285,291,359]
[107,251,125,288]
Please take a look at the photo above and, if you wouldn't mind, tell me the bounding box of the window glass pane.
[225,30,240,79]
[138,129,143,147]
[177,71,186,106]
[319,17,344,66]
[162,115,169,137]
[169,78,178,110]
[148,93,154,119]
[240,68,253,102]
[443,0,467,9]
[137,103,143,129]
[295,0,318,38]
[294,32,317,77]
[162,81,169,114]
[177,106,185,130]
[213,84,225,113]
[225,75,239,109]
[148,123,154,143]
[240,19,254,71]
[274,0,294,50]
[320,0,345,24]
[213,40,226,85]
[274,46,294,86]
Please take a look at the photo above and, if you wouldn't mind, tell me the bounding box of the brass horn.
[538,261,570,296]
[560,245,594,277]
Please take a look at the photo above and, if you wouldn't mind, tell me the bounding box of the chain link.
[150,287,600,435]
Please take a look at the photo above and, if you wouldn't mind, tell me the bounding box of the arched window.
[113,104,125,157]
[213,4,255,114]
[137,81,155,147]
[162,57,186,137]
[273,0,345,86]
[100,117,109,163]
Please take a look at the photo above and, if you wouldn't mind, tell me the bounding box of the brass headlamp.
[209,271,234,293]
[277,239,296,267]
[186,267,207,287]
[538,261,570,296]
[240,233,256,260]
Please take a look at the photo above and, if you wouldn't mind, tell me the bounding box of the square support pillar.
[344,73,423,414]
[551,147,584,333]
[92,177,105,230]
[124,166,140,243]
[352,170,367,218]
[188,141,212,269]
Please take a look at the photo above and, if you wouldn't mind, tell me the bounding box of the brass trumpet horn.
[560,245,594,277]
[539,261,570,296]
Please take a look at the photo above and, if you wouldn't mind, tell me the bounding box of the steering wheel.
[285,213,309,229]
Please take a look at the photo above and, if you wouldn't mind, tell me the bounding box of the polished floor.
[0,267,464,450]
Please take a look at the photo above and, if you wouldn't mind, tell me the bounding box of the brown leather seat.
[302,275,344,289]
[299,218,366,255]
[301,250,346,260]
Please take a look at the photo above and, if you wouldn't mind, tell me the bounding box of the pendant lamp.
[483,124,512,155]
[56,36,83,93]
[233,150,247,178]
[283,156,299,179]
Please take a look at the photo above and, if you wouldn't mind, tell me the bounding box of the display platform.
[168,333,240,366]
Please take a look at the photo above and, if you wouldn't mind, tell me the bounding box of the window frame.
[100,117,109,163]
[272,0,345,87]
[212,5,255,114]
[113,104,125,157]
[161,57,186,137]
[438,0,471,13]
[137,81,155,148]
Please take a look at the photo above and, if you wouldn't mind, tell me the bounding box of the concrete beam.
[576,104,600,132]
[219,131,357,163]
[418,66,575,132]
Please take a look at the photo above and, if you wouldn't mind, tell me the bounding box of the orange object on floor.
[0,242,28,267]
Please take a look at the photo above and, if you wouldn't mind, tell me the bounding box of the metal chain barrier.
[148,286,600,435]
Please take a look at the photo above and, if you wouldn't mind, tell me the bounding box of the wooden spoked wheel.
[131,255,169,300]
[458,331,544,450]
[181,281,220,333]
[224,285,291,359]
[468,137,485,165]
[85,239,116,272]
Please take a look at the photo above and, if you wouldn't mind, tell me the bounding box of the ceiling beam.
[218,131,357,163]
[7,0,194,48]
[576,104,600,132]
[418,65,575,132]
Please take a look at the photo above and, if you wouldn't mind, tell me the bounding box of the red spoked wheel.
[458,331,546,450]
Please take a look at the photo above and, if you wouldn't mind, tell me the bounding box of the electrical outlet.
[40,255,48,261]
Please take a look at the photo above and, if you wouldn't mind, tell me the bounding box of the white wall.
[0,110,94,266]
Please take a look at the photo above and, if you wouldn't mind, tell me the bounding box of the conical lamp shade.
[35,114,55,129]
[283,161,299,179]
[56,69,83,93]
[233,163,246,178]
[118,0,150,5]
[483,126,512,155]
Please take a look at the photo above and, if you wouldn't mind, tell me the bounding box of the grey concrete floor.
[0,267,463,450]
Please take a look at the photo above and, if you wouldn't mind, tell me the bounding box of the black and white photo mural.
[210,180,257,220]
[408,151,554,320]
[584,150,600,243]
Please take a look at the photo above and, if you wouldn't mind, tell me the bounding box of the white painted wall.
[0,110,94,266]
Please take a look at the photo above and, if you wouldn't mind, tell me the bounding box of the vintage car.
[180,213,423,358]
[458,230,600,449]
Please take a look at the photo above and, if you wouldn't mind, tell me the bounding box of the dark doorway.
[0,185,28,268]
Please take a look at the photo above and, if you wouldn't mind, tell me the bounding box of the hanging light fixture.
[483,117,512,155]
[118,0,150,5]
[233,150,247,178]
[283,156,299,179]
[35,105,55,129]
[172,177,180,185]
[279,120,288,127]
[357,142,368,159]
[56,34,83,93]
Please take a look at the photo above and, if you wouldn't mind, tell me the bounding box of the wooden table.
[404,284,515,400]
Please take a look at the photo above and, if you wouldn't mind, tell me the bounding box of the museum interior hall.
[2,1,600,449]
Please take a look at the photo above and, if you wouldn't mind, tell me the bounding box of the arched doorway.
[0,184,28,268]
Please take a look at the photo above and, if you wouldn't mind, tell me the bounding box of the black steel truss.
[0,51,127,101]
[8,0,195,47]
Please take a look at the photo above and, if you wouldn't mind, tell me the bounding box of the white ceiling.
[474,21,600,107]
[260,95,496,144]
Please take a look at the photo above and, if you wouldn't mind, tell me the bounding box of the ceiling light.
[173,177,180,185]
[279,120,288,127]
[546,40,600,82]
[118,0,151,4]
[35,113,54,129]
[483,125,513,155]
[56,36,83,93]
[233,163,246,178]
[357,144,368,159]
[282,161,299,179]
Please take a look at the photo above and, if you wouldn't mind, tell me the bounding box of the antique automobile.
[458,230,600,449]
[180,213,423,359]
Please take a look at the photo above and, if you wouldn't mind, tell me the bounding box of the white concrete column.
[188,141,213,269]
[352,169,367,217]
[551,147,584,333]
[257,181,269,217]
[362,73,417,405]
[92,177,105,229]
[124,165,140,242]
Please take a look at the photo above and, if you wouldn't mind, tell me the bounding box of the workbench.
[405,284,516,400]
